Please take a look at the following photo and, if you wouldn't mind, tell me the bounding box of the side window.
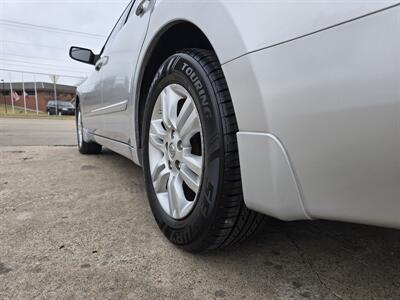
[101,0,134,54]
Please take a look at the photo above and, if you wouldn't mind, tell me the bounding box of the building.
[0,82,76,112]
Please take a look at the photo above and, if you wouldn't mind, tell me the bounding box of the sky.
[0,0,130,86]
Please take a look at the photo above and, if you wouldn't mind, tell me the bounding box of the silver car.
[70,1,400,252]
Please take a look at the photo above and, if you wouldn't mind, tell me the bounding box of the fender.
[128,0,398,221]
[131,0,396,149]
[152,0,397,64]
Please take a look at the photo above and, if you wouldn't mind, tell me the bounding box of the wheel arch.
[134,21,217,159]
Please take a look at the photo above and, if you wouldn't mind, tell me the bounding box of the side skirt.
[91,133,141,166]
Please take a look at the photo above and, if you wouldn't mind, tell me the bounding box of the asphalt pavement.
[0,117,76,146]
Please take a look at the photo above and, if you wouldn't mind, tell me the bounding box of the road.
[1,118,400,299]
[0,117,76,146]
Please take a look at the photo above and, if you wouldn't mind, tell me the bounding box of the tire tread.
[181,48,266,251]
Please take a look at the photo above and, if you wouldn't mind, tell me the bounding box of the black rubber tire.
[76,104,102,155]
[142,48,266,252]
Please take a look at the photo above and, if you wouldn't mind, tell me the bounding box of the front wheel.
[76,104,102,155]
[142,49,265,252]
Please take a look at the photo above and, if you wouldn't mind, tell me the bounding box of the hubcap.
[148,84,203,219]
[168,143,176,159]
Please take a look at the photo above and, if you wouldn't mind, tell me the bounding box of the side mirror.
[69,46,98,65]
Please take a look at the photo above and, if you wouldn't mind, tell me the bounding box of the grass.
[0,105,75,120]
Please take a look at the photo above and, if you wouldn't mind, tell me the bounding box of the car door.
[78,67,104,132]
[95,0,153,143]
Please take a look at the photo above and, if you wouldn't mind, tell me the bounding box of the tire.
[76,104,102,155]
[142,48,266,252]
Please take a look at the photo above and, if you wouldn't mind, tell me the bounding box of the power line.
[0,58,90,73]
[1,40,68,51]
[0,65,87,78]
[1,52,83,65]
[0,57,89,71]
[0,19,106,39]
[0,68,86,79]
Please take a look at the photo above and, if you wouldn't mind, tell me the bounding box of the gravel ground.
[1,118,400,299]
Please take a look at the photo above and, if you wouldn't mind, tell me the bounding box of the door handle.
[95,56,109,71]
[136,0,151,16]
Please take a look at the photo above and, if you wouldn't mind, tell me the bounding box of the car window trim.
[125,0,137,24]
[99,0,135,56]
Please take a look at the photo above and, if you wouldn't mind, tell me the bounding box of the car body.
[70,0,400,250]
[47,100,75,115]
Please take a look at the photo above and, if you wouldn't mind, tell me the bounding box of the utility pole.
[54,79,58,116]
[1,79,6,114]
[34,75,39,114]
[9,72,14,113]
[49,75,59,116]
[22,73,27,114]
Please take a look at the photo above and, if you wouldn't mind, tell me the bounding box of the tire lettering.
[181,61,212,118]
[200,182,214,217]
[170,227,192,244]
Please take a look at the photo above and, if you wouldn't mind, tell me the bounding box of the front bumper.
[60,110,76,115]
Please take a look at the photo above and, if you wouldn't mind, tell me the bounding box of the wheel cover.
[77,109,83,148]
[148,84,204,220]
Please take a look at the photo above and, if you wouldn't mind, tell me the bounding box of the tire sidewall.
[142,53,225,250]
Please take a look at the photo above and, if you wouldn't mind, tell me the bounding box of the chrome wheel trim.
[148,84,204,220]
[77,109,83,148]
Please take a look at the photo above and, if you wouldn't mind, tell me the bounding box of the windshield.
[59,102,74,108]
[48,101,74,108]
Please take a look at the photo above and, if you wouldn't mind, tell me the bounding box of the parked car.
[47,100,75,116]
[70,1,400,252]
